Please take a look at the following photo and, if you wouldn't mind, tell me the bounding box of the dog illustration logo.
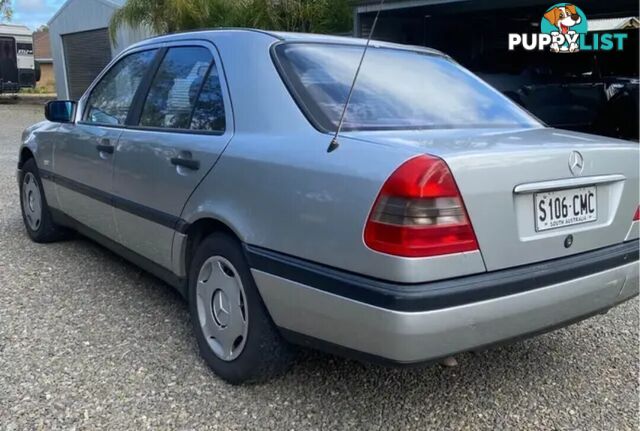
[509,4,627,53]
[541,3,588,53]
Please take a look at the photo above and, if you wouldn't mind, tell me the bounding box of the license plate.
[534,186,597,232]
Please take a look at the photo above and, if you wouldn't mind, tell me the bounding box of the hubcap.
[196,256,248,361]
[22,173,42,231]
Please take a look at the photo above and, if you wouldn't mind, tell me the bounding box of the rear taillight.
[633,206,639,221]
[364,155,479,258]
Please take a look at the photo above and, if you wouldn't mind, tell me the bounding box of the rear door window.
[189,65,226,132]
[84,49,157,126]
[139,47,214,130]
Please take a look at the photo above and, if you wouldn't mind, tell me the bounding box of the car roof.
[129,28,445,57]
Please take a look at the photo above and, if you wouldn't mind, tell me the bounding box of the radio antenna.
[327,0,385,153]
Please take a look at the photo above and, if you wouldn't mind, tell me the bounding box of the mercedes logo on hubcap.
[212,290,230,327]
[568,151,584,176]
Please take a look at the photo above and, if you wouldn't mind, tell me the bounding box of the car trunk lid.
[346,127,639,271]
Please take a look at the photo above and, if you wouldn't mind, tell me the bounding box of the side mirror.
[45,100,77,123]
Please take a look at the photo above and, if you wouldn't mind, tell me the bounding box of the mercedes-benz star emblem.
[568,151,584,176]
[212,290,230,327]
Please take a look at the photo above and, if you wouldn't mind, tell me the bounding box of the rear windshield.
[274,43,541,132]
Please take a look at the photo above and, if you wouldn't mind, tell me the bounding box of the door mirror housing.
[45,100,77,123]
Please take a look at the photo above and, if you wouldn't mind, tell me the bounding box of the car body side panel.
[181,132,487,283]
[50,123,121,240]
[113,211,176,270]
[20,121,60,209]
[179,31,487,284]
[112,39,234,270]
[113,129,231,269]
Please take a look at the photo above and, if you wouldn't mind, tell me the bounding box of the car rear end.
[253,38,639,364]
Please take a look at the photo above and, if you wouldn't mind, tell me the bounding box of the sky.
[11,0,66,31]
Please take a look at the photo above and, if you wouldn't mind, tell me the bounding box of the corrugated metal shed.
[48,0,153,99]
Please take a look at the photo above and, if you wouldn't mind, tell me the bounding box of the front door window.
[84,49,158,126]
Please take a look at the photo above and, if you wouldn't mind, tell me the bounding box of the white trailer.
[0,24,37,93]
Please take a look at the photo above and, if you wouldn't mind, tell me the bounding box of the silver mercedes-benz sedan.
[17,29,639,384]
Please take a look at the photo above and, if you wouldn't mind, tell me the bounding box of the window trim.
[126,41,231,136]
[125,47,168,127]
[270,41,541,133]
[115,124,226,137]
[132,45,225,134]
[186,61,217,130]
[75,38,233,137]
[79,47,162,128]
[270,41,451,134]
[271,41,333,134]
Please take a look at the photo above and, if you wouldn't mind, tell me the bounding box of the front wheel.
[188,232,295,384]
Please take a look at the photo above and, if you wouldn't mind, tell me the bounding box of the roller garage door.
[62,28,112,100]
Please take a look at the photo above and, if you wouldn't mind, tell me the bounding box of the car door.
[112,42,233,270]
[53,48,160,239]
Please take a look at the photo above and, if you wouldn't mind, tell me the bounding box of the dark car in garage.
[354,1,639,142]
[473,34,638,141]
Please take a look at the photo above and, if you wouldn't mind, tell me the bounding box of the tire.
[19,158,68,243]
[188,232,296,384]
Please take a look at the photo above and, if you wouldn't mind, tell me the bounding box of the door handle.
[171,157,200,170]
[96,139,114,154]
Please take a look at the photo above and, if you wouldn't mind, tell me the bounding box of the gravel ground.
[0,104,638,430]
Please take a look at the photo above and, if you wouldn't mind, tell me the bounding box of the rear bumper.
[248,241,639,364]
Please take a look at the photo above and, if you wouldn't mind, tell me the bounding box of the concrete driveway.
[1,104,638,430]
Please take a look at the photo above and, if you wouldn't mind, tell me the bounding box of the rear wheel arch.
[183,217,244,278]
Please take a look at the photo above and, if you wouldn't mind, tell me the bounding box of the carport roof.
[356,0,469,13]
[355,0,640,16]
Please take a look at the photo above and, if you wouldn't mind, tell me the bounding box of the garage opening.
[62,28,112,100]
[356,1,639,140]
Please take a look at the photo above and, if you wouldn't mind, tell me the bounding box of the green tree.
[110,0,353,40]
[1,0,12,22]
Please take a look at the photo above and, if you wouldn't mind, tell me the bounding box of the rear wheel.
[188,232,295,384]
[19,158,68,243]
